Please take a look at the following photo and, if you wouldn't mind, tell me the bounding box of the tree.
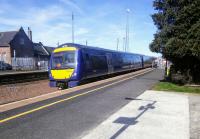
[150,0,200,83]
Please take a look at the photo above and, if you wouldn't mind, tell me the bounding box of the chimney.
[28,27,32,41]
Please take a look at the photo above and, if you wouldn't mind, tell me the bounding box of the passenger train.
[49,43,154,88]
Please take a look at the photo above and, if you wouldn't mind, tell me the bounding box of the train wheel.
[58,83,68,90]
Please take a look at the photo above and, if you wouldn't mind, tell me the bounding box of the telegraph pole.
[72,12,74,43]
[86,40,88,46]
[125,9,130,52]
[116,38,119,51]
[123,37,125,51]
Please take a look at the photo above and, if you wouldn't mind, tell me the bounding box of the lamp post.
[72,12,74,43]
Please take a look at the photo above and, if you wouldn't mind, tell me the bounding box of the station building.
[0,27,54,70]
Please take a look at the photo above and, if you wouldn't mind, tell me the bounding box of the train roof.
[58,43,128,53]
[58,43,154,58]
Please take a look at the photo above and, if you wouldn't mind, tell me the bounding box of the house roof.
[44,46,54,54]
[33,42,49,56]
[33,42,54,56]
[0,31,18,46]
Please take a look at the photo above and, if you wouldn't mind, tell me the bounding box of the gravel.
[0,80,57,104]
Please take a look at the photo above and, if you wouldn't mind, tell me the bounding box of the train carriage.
[49,43,154,89]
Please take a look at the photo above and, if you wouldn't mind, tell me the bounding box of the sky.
[0,0,159,56]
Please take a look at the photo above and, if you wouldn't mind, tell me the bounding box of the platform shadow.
[110,101,156,139]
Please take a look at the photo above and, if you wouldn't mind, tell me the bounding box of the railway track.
[0,68,154,108]
[0,68,153,105]
[0,70,49,85]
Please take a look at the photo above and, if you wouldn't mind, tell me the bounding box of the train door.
[106,53,113,74]
[82,51,93,79]
[141,56,144,68]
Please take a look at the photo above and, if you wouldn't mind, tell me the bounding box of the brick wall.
[0,46,11,64]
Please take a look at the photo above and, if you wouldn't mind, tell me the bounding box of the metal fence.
[11,58,49,71]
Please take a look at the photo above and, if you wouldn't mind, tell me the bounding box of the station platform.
[0,70,47,76]
[3,69,193,139]
[82,90,190,139]
[0,70,48,85]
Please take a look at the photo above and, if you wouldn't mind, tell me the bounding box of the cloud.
[59,0,85,15]
[0,1,118,47]
[0,5,67,26]
[0,2,75,46]
[0,2,11,14]
[0,0,159,56]
[28,6,66,25]
[34,22,72,45]
[143,21,154,27]
[76,28,89,36]
[0,9,4,14]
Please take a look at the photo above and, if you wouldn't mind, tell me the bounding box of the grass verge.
[152,81,200,94]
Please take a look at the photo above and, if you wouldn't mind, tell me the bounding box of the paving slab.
[189,95,200,139]
[82,90,189,139]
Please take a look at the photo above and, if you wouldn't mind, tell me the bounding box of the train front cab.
[49,46,80,89]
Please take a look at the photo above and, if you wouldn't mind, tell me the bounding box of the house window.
[20,38,25,45]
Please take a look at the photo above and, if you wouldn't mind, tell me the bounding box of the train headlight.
[73,72,77,76]
[49,72,52,77]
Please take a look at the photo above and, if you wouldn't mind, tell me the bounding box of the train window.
[85,53,91,70]
[90,55,108,70]
[51,51,75,69]
[86,54,89,60]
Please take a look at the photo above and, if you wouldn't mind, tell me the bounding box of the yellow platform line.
[0,69,153,124]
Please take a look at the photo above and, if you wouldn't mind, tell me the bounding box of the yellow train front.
[49,44,81,89]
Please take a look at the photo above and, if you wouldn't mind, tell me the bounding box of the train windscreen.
[51,51,76,69]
